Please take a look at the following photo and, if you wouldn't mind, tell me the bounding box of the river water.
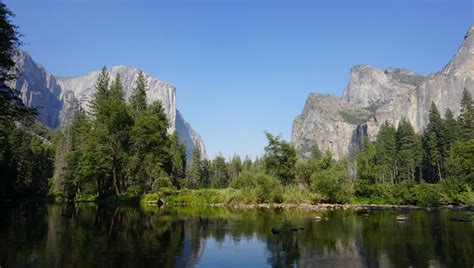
[0,202,472,267]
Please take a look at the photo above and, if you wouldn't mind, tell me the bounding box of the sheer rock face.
[56,66,177,131]
[13,53,63,128]
[176,110,207,159]
[292,25,474,160]
[13,53,207,159]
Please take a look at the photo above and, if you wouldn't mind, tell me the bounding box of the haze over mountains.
[292,25,474,159]
[12,53,207,159]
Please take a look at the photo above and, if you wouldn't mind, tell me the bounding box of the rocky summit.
[11,53,206,159]
[292,25,474,160]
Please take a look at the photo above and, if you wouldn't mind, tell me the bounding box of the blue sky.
[5,0,473,159]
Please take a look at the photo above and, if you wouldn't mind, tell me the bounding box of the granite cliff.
[13,53,207,159]
[292,25,474,159]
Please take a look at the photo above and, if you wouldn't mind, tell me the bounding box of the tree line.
[0,1,472,205]
[184,89,473,205]
[0,2,54,197]
[53,69,187,199]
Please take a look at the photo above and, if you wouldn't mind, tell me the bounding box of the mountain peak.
[293,27,473,159]
[442,25,473,75]
[465,24,474,39]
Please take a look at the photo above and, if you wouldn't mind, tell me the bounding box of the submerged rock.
[271,227,281,235]
[271,227,304,235]
[396,215,409,221]
[450,217,471,222]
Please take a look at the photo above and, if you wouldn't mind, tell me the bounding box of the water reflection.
[0,202,472,267]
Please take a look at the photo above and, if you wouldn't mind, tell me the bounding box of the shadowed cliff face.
[13,53,207,158]
[13,52,63,128]
[176,110,208,160]
[292,25,474,160]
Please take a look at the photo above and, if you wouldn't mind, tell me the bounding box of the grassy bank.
[79,182,474,207]
[85,185,474,206]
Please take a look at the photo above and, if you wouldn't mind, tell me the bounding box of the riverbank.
[152,202,474,212]
[66,187,474,211]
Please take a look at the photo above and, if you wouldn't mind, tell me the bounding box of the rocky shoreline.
[147,201,474,211]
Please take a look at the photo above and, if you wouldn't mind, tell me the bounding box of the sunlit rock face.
[13,53,207,159]
[292,25,474,160]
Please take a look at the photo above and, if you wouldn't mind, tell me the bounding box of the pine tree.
[426,102,445,154]
[201,159,211,188]
[0,2,34,120]
[90,67,110,117]
[356,138,378,183]
[109,74,125,101]
[375,122,397,183]
[242,156,253,172]
[129,100,170,192]
[443,108,459,148]
[106,74,132,195]
[169,131,186,188]
[263,132,297,185]
[59,108,92,199]
[396,118,419,182]
[210,156,228,188]
[427,131,442,181]
[423,103,446,182]
[446,139,474,188]
[88,71,133,196]
[227,155,242,183]
[458,88,474,140]
[187,146,203,189]
[129,71,148,113]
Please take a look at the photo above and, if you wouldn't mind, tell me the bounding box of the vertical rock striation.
[13,52,206,159]
[292,25,474,159]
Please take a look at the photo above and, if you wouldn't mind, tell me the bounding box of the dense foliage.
[52,69,187,200]
[353,90,474,205]
[0,2,472,205]
[0,4,53,197]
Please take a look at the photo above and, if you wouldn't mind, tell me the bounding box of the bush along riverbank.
[71,175,474,209]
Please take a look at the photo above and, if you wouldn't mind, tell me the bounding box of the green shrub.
[389,181,442,206]
[230,172,283,203]
[410,183,442,206]
[282,184,311,204]
[311,163,353,203]
[152,176,172,191]
[440,177,473,205]
[354,182,400,204]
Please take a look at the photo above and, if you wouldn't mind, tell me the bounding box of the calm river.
[0,202,472,267]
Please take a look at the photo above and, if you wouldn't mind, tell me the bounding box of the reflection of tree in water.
[0,203,473,267]
[359,210,474,267]
[0,201,49,266]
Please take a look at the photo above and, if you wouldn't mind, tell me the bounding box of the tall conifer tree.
[129,71,148,113]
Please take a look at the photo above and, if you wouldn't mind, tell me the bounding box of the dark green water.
[0,202,472,267]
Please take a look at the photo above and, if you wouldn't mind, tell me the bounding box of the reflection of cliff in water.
[0,202,472,267]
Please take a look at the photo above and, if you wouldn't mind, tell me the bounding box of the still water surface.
[0,202,472,267]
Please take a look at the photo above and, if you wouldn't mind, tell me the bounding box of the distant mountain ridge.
[12,53,207,159]
[292,25,474,159]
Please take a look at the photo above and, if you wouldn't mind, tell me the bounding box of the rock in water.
[157,198,165,207]
[396,215,409,221]
[271,227,281,235]
[292,25,474,160]
[450,217,471,222]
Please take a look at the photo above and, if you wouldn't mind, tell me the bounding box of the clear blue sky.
[5,0,473,159]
